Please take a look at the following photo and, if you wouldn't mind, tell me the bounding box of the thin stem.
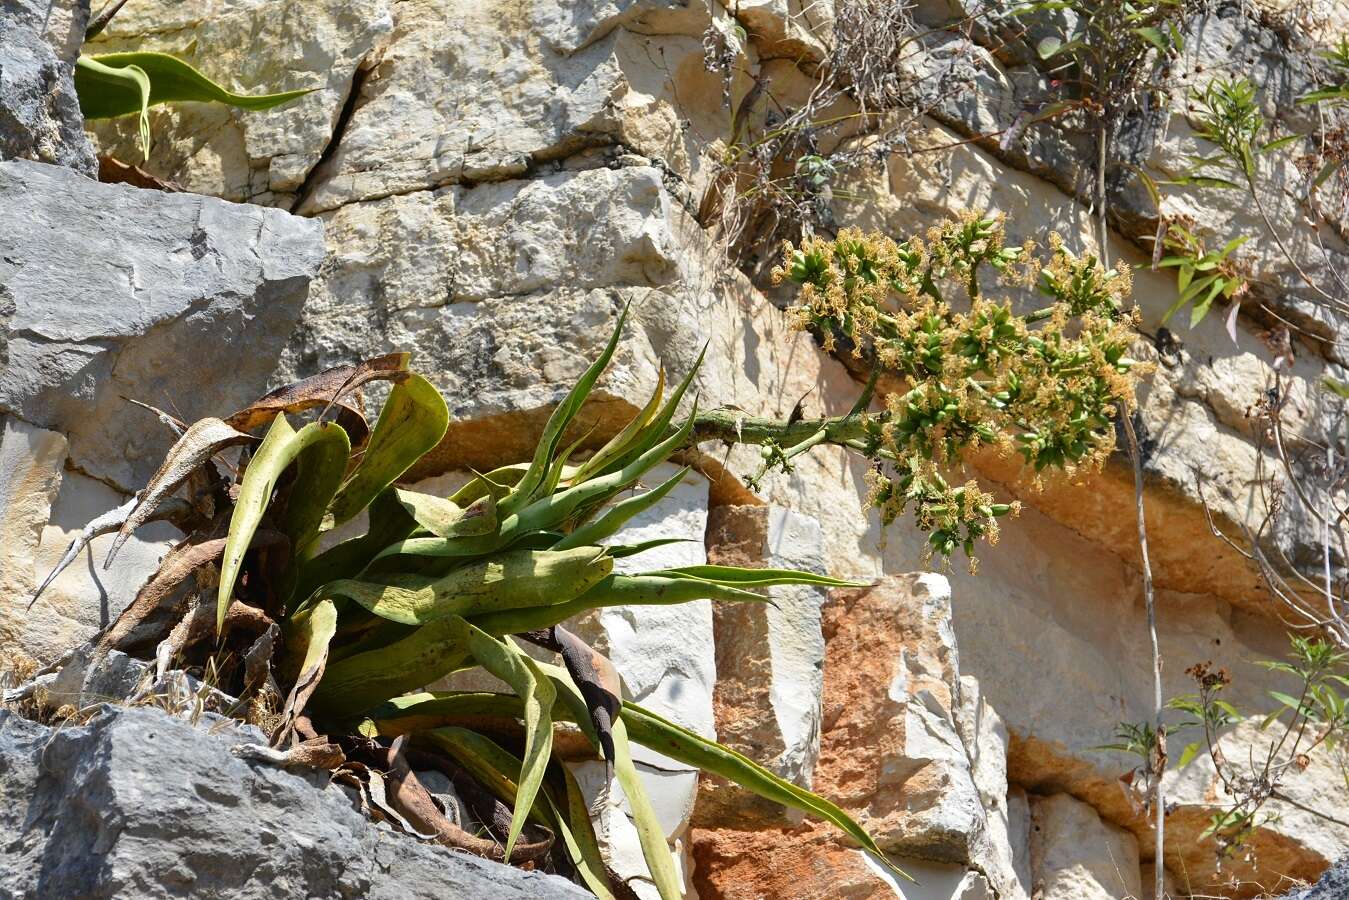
[1122,411,1165,896]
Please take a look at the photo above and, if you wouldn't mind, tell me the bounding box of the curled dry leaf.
[522,625,621,765]
[381,737,554,864]
[224,353,410,433]
[106,418,255,569]
[72,529,286,698]
[231,736,345,770]
[242,622,280,696]
[29,496,193,609]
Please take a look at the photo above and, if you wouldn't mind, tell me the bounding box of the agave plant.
[76,1,309,160]
[76,52,311,160]
[52,308,904,896]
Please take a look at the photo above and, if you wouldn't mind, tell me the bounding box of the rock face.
[691,575,1026,900]
[4,0,1349,898]
[0,158,324,668]
[0,159,325,491]
[0,0,97,177]
[0,705,588,899]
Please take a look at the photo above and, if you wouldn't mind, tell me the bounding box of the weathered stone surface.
[0,705,588,899]
[0,0,97,177]
[291,0,744,214]
[28,469,178,670]
[0,419,67,660]
[697,503,828,829]
[87,0,394,206]
[1280,857,1349,899]
[1029,793,1142,900]
[2,434,179,669]
[0,159,325,491]
[813,575,1016,894]
[888,497,1346,896]
[691,827,996,900]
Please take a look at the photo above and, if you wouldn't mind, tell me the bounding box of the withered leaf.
[224,353,410,433]
[29,495,193,609]
[105,418,255,569]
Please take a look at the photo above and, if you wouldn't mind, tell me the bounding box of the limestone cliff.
[2,0,1347,898]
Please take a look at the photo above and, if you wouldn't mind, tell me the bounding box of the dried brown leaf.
[224,353,410,433]
[106,418,255,569]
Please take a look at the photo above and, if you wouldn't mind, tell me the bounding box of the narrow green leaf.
[310,614,473,716]
[281,425,352,560]
[1260,133,1302,154]
[1323,377,1349,399]
[553,466,690,551]
[653,564,868,589]
[75,56,150,157]
[467,571,769,636]
[502,305,629,516]
[324,546,613,626]
[218,416,348,632]
[462,623,556,860]
[277,598,339,729]
[293,488,418,602]
[549,761,617,900]
[394,488,497,538]
[620,699,912,882]
[569,369,666,485]
[612,715,683,900]
[76,51,311,119]
[1178,741,1202,769]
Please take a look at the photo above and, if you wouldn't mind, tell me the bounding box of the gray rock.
[0,704,590,899]
[0,159,326,490]
[0,0,97,177]
[1279,858,1349,900]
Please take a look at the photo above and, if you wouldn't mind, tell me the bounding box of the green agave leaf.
[653,564,868,589]
[511,399,698,537]
[620,699,913,882]
[612,715,683,900]
[502,305,630,517]
[277,597,339,729]
[1324,377,1349,399]
[218,416,349,632]
[281,424,352,560]
[553,466,690,550]
[549,759,617,900]
[311,614,473,716]
[408,706,612,899]
[462,623,556,860]
[604,538,695,559]
[596,345,705,478]
[76,51,311,119]
[75,56,150,157]
[568,368,666,486]
[293,488,418,603]
[467,571,768,636]
[422,727,548,823]
[330,373,449,526]
[394,488,497,538]
[1298,86,1349,104]
[420,725,613,899]
[323,545,613,626]
[448,466,526,506]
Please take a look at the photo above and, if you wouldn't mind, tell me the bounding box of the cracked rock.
[0,704,589,899]
[0,159,325,491]
[0,0,98,177]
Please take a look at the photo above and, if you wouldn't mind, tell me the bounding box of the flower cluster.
[773,212,1145,569]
